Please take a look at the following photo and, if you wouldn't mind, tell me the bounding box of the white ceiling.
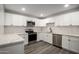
[4,4,79,19]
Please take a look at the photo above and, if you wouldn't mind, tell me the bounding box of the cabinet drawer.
[62,35,70,40]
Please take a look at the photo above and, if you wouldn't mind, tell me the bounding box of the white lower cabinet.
[37,33,52,44]
[62,35,79,53]
[18,34,28,45]
[0,42,24,54]
[62,35,70,50]
[69,36,79,53]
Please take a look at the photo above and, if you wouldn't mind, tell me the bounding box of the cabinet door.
[62,35,70,50]
[12,14,27,26]
[37,33,48,41]
[37,33,52,44]
[12,15,23,26]
[44,33,52,44]
[5,13,26,26]
[70,36,79,53]
[18,34,28,45]
[5,13,13,25]
[37,33,44,41]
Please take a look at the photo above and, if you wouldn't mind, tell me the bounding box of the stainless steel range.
[25,29,37,43]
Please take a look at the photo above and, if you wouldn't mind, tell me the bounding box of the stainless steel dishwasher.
[53,34,62,48]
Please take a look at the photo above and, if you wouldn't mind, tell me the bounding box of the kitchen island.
[0,34,24,54]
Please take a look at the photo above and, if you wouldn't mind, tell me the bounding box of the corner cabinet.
[62,35,79,53]
[37,33,52,44]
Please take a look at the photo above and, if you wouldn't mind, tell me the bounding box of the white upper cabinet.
[5,13,26,26]
[12,14,25,26]
[5,13,43,26]
[54,11,79,26]
[70,12,79,25]
[5,13,13,25]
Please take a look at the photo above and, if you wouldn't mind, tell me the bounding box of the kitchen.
[0,4,79,54]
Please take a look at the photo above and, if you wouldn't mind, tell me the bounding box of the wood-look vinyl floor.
[24,41,76,54]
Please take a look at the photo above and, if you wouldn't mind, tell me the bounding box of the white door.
[62,35,70,50]
[69,36,79,53]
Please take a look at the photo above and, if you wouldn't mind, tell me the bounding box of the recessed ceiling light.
[21,8,26,11]
[40,13,44,17]
[64,4,69,8]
